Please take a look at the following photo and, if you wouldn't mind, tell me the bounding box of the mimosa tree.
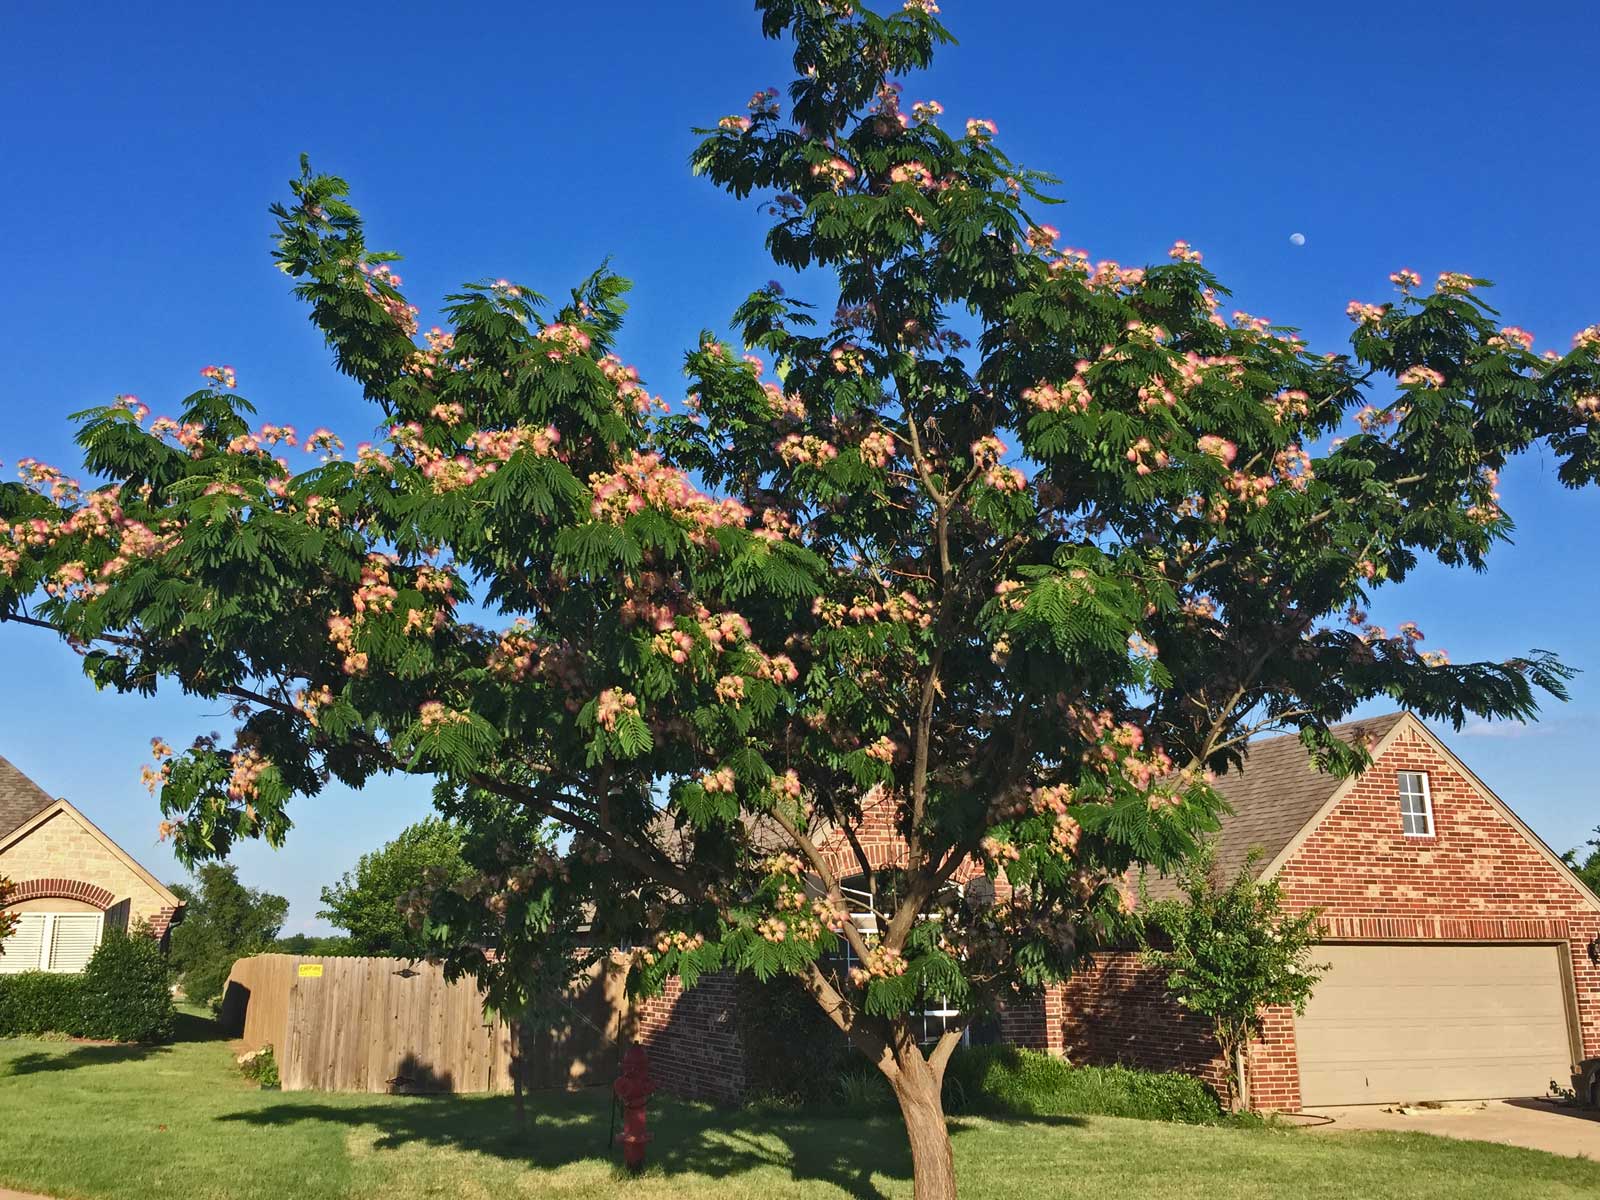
[3,2,1599,1195]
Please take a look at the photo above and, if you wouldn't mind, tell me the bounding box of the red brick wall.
[996,994,1050,1052]
[1046,719,1600,1111]
[148,904,182,946]
[1052,953,1231,1098]
[817,790,906,878]
[814,791,992,889]
[632,972,747,1103]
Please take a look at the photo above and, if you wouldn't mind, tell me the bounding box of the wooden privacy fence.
[221,953,631,1094]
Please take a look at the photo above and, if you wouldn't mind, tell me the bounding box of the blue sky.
[2,1,1597,932]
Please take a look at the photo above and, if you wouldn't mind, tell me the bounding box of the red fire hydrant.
[613,1044,656,1173]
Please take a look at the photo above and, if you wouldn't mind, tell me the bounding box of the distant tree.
[1563,827,1600,897]
[318,817,473,956]
[271,932,356,955]
[168,863,288,1007]
[1142,846,1327,1109]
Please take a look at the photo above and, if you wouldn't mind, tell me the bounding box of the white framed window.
[0,912,104,973]
[828,873,967,1046]
[1397,770,1434,837]
[0,915,46,973]
[915,1001,969,1047]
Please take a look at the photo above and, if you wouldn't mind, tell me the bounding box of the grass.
[0,1010,1597,1200]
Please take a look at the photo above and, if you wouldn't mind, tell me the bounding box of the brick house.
[1047,712,1600,1109]
[0,754,184,974]
[636,712,1600,1110]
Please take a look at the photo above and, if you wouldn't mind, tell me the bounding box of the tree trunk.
[794,963,961,1198]
[510,1018,527,1127]
[888,1050,958,1200]
[1215,1027,1247,1112]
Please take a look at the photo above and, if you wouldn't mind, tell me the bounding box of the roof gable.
[1213,712,1408,881]
[1270,714,1600,914]
[1173,711,1600,915]
[0,755,57,841]
[1141,712,1407,900]
[0,794,185,914]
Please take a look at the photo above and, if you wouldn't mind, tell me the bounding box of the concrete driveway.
[1305,1099,1600,1158]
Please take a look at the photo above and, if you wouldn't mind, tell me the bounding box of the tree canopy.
[1565,827,1600,898]
[319,816,472,955]
[272,932,354,956]
[3,2,1598,1195]
[168,863,289,1007]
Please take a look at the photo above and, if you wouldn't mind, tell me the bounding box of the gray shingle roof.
[1142,711,1408,900]
[0,755,58,841]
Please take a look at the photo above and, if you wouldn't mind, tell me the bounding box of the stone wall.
[0,808,180,941]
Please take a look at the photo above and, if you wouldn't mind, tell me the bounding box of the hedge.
[0,929,175,1042]
[0,972,83,1037]
[833,1046,1227,1125]
[942,1046,1225,1124]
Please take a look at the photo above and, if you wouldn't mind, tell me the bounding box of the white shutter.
[47,914,103,972]
[0,914,48,973]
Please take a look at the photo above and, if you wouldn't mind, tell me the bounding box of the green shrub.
[833,1046,1225,1125]
[78,930,175,1042]
[833,1066,894,1113]
[0,930,174,1043]
[239,1044,280,1088]
[735,972,853,1105]
[0,971,84,1037]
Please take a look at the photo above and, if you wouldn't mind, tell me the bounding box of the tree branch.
[768,803,879,967]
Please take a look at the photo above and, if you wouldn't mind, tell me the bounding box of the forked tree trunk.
[887,1047,958,1200]
[797,962,961,1198]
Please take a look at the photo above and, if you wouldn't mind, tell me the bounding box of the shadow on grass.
[218,1089,1084,1199]
[4,1042,172,1076]
[2,1010,224,1077]
[171,1009,229,1044]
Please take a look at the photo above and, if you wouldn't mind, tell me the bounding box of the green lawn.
[1,1013,1596,1200]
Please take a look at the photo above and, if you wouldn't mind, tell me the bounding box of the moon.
[1289,232,1307,247]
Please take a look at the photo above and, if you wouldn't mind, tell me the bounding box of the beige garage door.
[1296,943,1575,1107]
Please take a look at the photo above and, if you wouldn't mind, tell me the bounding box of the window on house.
[0,912,105,973]
[1397,771,1434,837]
[916,1000,966,1046]
[828,872,968,1047]
[831,875,881,977]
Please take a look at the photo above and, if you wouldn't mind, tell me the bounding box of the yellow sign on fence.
[297,963,324,978]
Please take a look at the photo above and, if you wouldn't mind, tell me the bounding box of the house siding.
[0,809,180,942]
[1257,722,1600,1110]
[1052,952,1232,1098]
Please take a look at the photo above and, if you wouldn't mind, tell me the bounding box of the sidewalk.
[1305,1098,1600,1159]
